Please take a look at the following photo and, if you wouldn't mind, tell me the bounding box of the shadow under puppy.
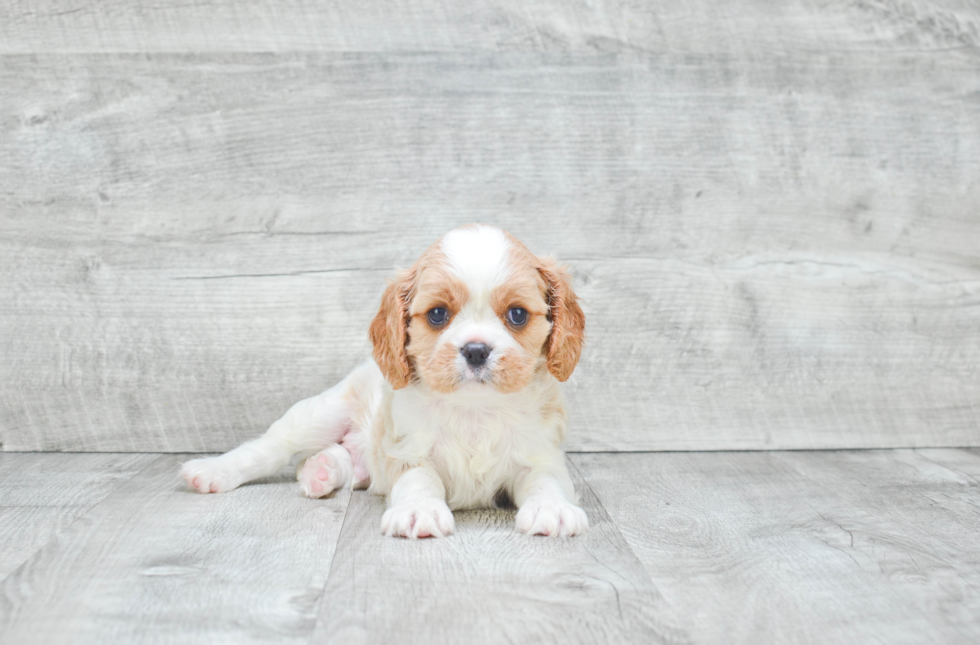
[181,224,588,538]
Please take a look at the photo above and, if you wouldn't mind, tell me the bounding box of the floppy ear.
[537,257,585,382]
[369,269,415,389]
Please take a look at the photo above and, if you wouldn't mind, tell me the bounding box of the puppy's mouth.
[461,365,494,385]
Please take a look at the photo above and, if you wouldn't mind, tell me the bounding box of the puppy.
[180,224,588,538]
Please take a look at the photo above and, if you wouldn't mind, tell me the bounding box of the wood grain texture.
[0,450,978,642]
[0,452,153,506]
[0,453,154,578]
[2,0,978,54]
[311,459,686,643]
[0,455,351,644]
[572,450,980,644]
[919,447,980,478]
[0,507,78,579]
[2,5,979,453]
[2,47,978,452]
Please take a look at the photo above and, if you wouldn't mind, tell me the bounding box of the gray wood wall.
[2,1,979,452]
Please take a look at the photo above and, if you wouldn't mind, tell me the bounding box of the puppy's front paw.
[381,498,455,539]
[516,496,589,538]
[180,457,244,494]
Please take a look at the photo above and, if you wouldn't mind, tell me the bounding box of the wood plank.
[310,459,685,643]
[2,50,979,452]
[0,455,351,643]
[571,451,980,644]
[1,507,85,580]
[774,448,980,539]
[3,0,977,54]
[0,453,154,506]
[915,447,980,479]
[0,453,155,578]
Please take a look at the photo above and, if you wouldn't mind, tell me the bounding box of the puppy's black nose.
[461,342,491,367]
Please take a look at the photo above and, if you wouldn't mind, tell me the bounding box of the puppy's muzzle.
[461,342,492,368]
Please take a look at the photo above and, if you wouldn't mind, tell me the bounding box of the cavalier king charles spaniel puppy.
[180,224,588,538]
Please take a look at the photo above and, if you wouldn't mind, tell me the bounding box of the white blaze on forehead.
[440,226,511,305]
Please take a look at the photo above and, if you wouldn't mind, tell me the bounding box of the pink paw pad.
[298,449,348,499]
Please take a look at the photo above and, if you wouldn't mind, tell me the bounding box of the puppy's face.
[370,225,584,393]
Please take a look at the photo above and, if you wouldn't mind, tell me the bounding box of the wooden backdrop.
[1,1,979,452]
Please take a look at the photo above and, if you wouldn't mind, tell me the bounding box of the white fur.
[381,467,456,538]
[440,225,511,298]
[379,371,574,510]
[181,225,588,539]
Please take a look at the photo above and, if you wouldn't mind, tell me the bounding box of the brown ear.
[369,269,414,389]
[538,257,585,382]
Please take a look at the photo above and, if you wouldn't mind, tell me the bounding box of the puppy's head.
[369,225,584,393]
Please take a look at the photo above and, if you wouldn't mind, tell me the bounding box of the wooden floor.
[1,450,978,643]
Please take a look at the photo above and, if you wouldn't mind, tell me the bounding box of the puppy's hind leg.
[181,371,360,494]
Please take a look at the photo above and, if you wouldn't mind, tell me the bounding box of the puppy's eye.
[427,307,449,326]
[507,307,528,326]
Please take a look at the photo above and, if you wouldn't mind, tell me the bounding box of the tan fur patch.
[409,264,469,318]
[369,272,414,389]
[408,318,464,393]
[405,261,471,393]
[490,349,540,393]
[485,248,553,392]
[368,241,447,390]
[535,256,585,382]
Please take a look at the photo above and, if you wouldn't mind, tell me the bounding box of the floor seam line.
[566,456,656,586]
[306,487,356,645]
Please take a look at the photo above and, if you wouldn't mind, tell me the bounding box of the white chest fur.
[379,376,566,510]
